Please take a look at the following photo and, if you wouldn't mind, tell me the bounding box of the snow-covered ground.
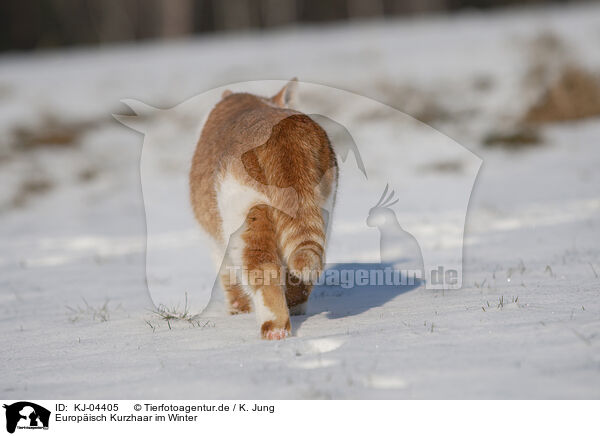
[1,4,599,398]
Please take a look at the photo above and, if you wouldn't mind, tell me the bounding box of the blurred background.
[0,0,590,52]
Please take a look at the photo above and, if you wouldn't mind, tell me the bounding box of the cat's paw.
[263,328,289,340]
[261,320,291,340]
[226,287,252,315]
[228,298,252,315]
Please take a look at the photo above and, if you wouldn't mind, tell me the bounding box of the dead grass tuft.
[67,299,118,323]
[148,294,217,330]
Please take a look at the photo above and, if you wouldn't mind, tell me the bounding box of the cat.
[190,79,338,340]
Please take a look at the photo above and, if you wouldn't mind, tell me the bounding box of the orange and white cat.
[190,79,338,340]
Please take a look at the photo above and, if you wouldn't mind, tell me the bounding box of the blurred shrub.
[524,67,600,123]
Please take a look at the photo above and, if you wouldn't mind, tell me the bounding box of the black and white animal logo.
[3,402,50,434]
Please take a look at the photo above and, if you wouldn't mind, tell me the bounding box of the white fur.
[216,172,269,240]
[215,173,269,303]
[252,289,277,325]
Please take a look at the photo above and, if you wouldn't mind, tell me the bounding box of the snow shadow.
[294,262,421,329]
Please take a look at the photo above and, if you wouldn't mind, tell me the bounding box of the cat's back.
[189,92,298,241]
[195,92,297,165]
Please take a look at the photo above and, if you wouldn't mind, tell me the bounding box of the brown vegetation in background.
[379,83,452,125]
[483,126,542,149]
[11,178,54,208]
[524,67,600,123]
[357,81,452,125]
[487,32,600,150]
[2,115,100,212]
[522,31,600,124]
[11,116,93,151]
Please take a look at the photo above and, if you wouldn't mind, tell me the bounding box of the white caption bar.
[0,400,597,436]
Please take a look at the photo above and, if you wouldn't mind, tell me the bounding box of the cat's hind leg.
[284,271,311,316]
[220,269,252,315]
[232,204,291,339]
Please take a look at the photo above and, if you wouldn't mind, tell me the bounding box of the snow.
[1,3,599,399]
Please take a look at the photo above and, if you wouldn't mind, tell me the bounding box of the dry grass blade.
[66,298,116,323]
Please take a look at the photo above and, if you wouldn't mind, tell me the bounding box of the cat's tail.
[274,202,325,284]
